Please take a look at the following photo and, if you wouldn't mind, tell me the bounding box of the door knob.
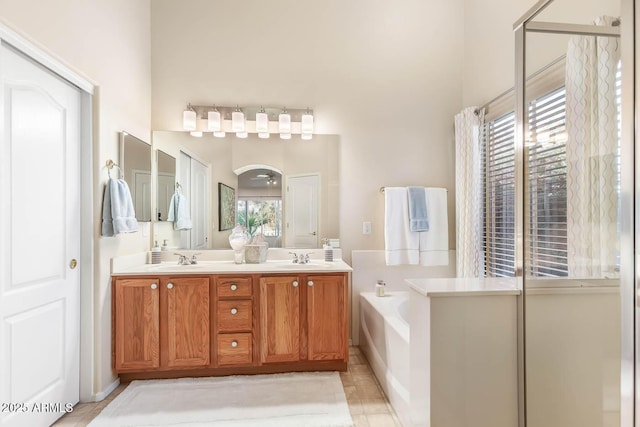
[69,259,78,269]
[167,283,174,289]
[310,231,317,236]
[231,308,238,315]
[308,281,314,287]
[293,281,299,287]
[150,283,158,290]
[230,284,238,291]
[231,340,238,348]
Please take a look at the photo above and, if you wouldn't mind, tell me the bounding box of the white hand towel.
[419,187,449,266]
[101,179,114,237]
[385,187,419,265]
[101,178,139,236]
[168,192,192,230]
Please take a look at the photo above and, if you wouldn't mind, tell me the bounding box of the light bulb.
[190,131,203,137]
[278,110,291,133]
[256,111,269,133]
[183,106,196,131]
[280,133,291,140]
[232,109,245,132]
[213,131,226,138]
[301,112,314,134]
[208,110,221,131]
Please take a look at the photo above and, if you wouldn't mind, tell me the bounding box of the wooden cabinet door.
[114,278,160,371]
[163,277,210,368]
[260,276,300,363]
[306,274,348,361]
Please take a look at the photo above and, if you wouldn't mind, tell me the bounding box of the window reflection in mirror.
[120,131,152,222]
[237,168,283,248]
[156,149,176,222]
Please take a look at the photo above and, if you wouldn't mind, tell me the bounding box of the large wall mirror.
[151,131,340,250]
[119,131,152,222]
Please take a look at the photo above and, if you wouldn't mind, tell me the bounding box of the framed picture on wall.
[218,182,236,231]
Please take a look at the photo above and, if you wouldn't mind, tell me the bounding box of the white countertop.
[405,277,521,297]
[112,259,353,275]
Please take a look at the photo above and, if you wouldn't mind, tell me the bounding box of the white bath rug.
[88,371,353,427]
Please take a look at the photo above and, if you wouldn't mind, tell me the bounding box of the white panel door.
[157,173,174,222]
[190,158,209,249]
[133,170,151,221]
[0,43,81,426]
[285,174,319,248]
[179,152,191,249]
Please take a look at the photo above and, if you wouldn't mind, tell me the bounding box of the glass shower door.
[517,5,629,426]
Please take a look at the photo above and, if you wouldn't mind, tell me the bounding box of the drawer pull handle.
[308,281,314,287]
[292,281,299,287]
[167,283,174,289]
[231,340,238,348]
[150,283,157,290]
[230,284,238,291]
[231,308,238,315]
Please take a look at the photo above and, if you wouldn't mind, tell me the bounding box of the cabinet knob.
[231,340,238,348]
[231,308,238,315]
[292,281,299,287]
[150,283,157,290]
[308,281,314,287]
[230,284,238,291]
[167,282,174,289]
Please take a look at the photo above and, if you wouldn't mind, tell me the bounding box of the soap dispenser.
[161,239,169,251]
[151,241,161,264]
[323,238,334,262]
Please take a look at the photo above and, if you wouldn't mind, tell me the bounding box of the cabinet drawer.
[217,277,252,298]
[217,333,252,366]
[217,300,253,331]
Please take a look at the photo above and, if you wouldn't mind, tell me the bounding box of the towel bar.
[106,159,123,179]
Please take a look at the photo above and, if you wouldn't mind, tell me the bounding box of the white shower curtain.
[455,107,484,277]
[565,16,620,277]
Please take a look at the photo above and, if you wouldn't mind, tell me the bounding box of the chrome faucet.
[175,252,199,265]
[289,252,311,264]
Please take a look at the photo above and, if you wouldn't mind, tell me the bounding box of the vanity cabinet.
[113,270,348,379]
[162,277,210,368]
[306,274,348,361]
[113,276,210,372]
[113,278,160,371]
[260,276,301,363]
[214,276,256,367]
[260,274,348,364]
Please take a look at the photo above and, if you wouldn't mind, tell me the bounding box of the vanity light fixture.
[183,104,197,131]
[181,105,314,139]
[232,106,245,133]
[256,107,269,139]
[301,109,314,134]
[278,108,291,134]
[208,107,222,132]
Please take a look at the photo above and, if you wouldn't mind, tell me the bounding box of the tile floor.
[53,346,401,427]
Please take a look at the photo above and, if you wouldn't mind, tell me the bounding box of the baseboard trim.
[93,377,120,402]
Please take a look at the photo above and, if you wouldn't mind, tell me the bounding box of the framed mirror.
[119,131,152,222]
[156,149,176,222]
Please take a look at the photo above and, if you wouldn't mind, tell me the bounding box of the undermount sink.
[148,264,206,271]
[270,261,333,269]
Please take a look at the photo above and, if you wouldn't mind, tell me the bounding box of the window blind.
[482,112,516,277]
[527,87,568,277]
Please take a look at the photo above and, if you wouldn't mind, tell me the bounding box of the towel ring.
[106,159,123,179]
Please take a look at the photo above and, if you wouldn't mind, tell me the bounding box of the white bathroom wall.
[150,0,465,262]
[0,0,151,397]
